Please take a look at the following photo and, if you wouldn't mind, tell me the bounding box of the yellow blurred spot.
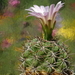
[58,20,75,40]
[15,47,23,52]
[25,35,31,39]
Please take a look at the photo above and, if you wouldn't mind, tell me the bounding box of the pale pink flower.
[25,1,64,24]
[9,0,20,7]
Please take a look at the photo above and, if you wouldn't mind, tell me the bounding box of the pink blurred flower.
[38,23,42,31]
[52,29,57,37]
[3,11,14,17]
[1,40,11,49]
[9,0,20,7]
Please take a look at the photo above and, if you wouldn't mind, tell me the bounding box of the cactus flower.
[25,1,64,40]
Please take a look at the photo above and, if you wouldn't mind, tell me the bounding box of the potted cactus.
[19,1,73,75]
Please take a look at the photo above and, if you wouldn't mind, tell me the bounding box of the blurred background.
[0,0,75,74]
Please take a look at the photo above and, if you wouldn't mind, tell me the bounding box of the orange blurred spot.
[70,3,75,11]
[70,3,75,8]
[6,38,14,44]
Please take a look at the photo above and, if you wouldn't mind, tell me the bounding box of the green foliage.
[20,0,49,9]
[0,47,20,75]
[0,0,8,14]
[20,38,71,74]
[48,0,65,4]
[20,0,34,9]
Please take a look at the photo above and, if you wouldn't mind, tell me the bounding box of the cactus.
[19,37,72,75]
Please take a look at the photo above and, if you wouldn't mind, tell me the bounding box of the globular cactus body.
[19,38,71,75]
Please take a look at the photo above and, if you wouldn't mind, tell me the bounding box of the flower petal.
[40,6,45,12]
[33,5,41,12]
[28,12,43,18]
[28,12,46,24]
[53,1,64,13]
[30,7,39,12]
[48,4,55,20]
[56,3,64,11]
[25,8,34,12]
[45,6,49,12]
